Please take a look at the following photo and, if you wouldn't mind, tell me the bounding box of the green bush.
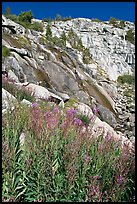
[125,29,135,44]
[118,20,125,28]
[7,14,18,21]
[117,74,135,84]
[30,22,44,32]
[46,24,52,40]
[18,10,33,23]
[83,48,91,64]
[77,114,91,126]
[2,46,10,61]
[109,17,119,26]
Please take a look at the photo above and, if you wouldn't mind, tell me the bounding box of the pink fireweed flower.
[32,102,39,108]
[84,154,91,162]
[116,174,123,185]
[92,107,100,114]
[105,131,113,141]
[53,107,60,113]
[73,117,83,126]
[66,108,77,117]
[61,121,67,129]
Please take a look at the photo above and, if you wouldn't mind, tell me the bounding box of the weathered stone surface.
[2,88,17,111]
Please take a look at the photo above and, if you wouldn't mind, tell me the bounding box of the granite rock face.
[2,15,135,146]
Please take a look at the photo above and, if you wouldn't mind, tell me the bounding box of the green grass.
[2,81,35,102]
[2,101,135,202]
[117,74,135,85]
[2,45,10,61]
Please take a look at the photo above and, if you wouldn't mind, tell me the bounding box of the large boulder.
[75,102,134,151]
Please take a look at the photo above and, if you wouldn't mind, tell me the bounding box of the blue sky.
[2,2,135,22]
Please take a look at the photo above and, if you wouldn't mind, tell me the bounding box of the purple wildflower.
[105,131,113,141]
[92,107,99,114]
[66,108,77,117]
[84,154,91,162]
[73,118,83,126]
[116,174,123,185]
[53,107,60,113]
[61,121,68,129]
[32,102,39,108]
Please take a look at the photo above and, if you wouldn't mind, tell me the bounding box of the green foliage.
[18,10,33,24]
[125,29,135,44]
[67,29,84,51]
[118,20,125,28]
[60,31,67,46]
[109,17,126,29]
[109,17,119,26]
[117,74,135,85]
[62,16,72,21]
[7,14,18,21]
[91,18,101,22]
[83,48,91,64]
[103,27,108,32]
[30,22,44,32]
[17,36,31,48]
[65,98,78,108]
[77,114,91,126]
[42,17,53,23]
[2,45,10,61]
[46,24,52,40]
[2,102,135,202]
[2,81,35,102]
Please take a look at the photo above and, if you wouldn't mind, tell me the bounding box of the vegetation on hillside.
[2,45,10,62]
[109,17,126,29]
[2,96,135,202]
[125,29,135,44]
[117,74,135,85]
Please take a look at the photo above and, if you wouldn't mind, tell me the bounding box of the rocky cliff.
[2,15,135,147]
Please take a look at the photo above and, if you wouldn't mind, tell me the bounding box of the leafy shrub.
[6,14,18,21]
[30,22,44,32]
[46,24,52,40]
[125,29,135,44]
[117,74,135,84]
[77,114,91,126]
[2,45,10,61]
[67,29,84,51]
[118,20,125,28]
[83,48,92,64]
[18,10,33,23]
[109,17,119,26]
